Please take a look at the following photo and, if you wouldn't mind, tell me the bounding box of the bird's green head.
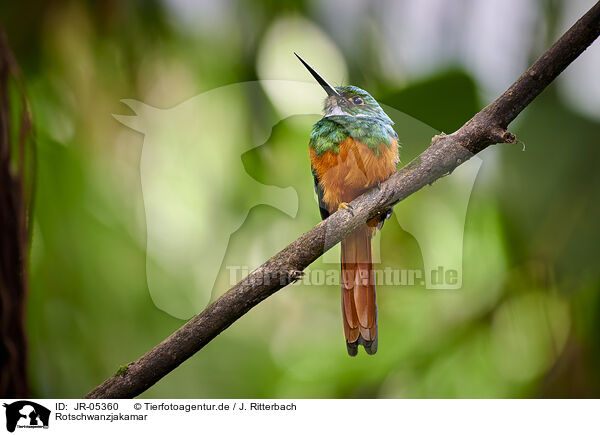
[295,53,392,124]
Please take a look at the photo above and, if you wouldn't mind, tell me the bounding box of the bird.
[296,53,399,356]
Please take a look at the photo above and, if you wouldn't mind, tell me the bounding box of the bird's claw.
[287,270,304,283]
[338,202,354,216]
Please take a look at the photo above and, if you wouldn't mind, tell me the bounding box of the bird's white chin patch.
[324,104,350,117]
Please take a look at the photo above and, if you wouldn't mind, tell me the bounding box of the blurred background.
[1,0,600,398]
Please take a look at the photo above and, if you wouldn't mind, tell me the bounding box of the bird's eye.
[352,96,364,105]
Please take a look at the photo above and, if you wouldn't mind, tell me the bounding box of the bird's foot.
[338,202,354,216]
[287,269,304,283]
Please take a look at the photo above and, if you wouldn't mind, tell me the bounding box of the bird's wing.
[312,167,330,220]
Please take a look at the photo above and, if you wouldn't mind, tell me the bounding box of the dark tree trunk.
[0,27,33,398]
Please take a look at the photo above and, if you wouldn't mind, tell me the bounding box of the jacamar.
[296,54,399,356]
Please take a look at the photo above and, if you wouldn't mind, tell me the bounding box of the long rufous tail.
[341,224,377,356]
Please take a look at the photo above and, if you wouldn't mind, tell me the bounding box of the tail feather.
[341,225,377,356]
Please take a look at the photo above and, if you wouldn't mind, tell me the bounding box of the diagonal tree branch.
[85,1,600,398]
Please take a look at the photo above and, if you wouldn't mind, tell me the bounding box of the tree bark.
[85,1,600,399]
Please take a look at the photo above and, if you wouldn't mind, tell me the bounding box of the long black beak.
[295,53,340,97]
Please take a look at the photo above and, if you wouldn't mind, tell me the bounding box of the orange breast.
[310,136,399,212]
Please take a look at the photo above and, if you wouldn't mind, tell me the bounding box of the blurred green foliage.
[1,0,600,398]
